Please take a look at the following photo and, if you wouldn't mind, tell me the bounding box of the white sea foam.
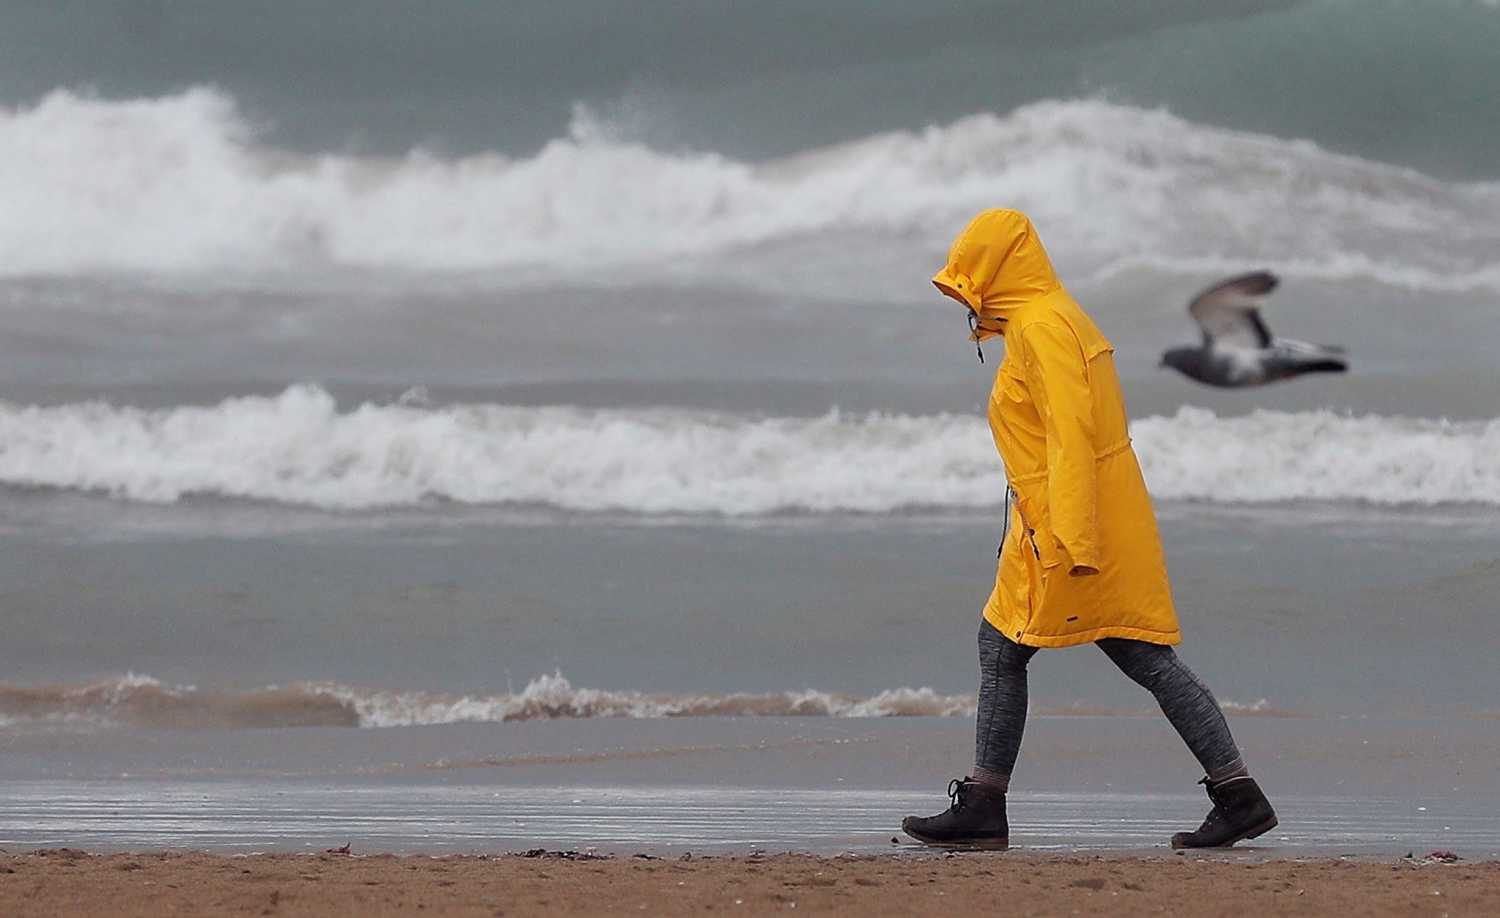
[1220,698,1273,714]
[315,674,978,728]
[1132,407,1500,505]
[1,386,1497,512]
[2,88,1496,293]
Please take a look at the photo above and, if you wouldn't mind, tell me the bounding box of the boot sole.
[1170,814,1279,850]
[900,827,1009,851]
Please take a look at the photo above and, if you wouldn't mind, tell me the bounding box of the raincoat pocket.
[1009,482,1064,570]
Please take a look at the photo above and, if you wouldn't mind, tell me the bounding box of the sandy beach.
[2,848,1494,917]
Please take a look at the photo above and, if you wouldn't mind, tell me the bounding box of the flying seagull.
[1160,271,1347,387]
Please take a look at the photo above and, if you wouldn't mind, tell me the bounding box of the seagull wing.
[1188,271,1278,349]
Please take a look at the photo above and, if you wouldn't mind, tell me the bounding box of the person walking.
[901,209,1277,850]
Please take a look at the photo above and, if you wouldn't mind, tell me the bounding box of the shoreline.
[5,714,1499,857]
[2,848,1494,917]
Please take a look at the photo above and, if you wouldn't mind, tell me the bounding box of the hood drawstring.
[968,310,985,364]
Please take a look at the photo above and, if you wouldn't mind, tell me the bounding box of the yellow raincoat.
[933,209,1180,647]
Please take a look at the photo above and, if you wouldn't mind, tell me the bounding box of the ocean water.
[1,0,1498,852]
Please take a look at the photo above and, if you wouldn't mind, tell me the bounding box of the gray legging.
[975,619,1246,783]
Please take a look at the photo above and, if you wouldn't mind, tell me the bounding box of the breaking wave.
[2,387,1498,512]
[0,672,972,729]
[0,672,1284,730]
[1132,407,1500,505]
[2,88,1497,293]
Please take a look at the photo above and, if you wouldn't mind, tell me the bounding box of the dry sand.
[1,848,1495,917]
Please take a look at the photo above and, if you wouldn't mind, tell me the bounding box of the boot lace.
[1202,775,1249,811]
[946,778,973,812]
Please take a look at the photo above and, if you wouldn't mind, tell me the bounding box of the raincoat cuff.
[1059,539,1099,572]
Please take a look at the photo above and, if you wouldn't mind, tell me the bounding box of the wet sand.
[2,848,1494,917]
[5,715,1500,857]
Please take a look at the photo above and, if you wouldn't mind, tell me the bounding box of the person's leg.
[973,619,1041,791]
[900,619,1036,847]
[1096,638,1247,781]
[1097,638,1276,847]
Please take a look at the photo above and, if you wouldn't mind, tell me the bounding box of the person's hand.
[1068,565,1100,577]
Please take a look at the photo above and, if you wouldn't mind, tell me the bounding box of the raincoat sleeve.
[1018,322,1100,573]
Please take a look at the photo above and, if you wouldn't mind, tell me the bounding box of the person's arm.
[1018,323,1100,576]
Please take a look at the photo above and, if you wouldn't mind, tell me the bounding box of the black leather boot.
[901,778,1009,849]
[1171,775,1278,848]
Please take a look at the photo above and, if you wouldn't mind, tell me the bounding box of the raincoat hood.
[932,209,1062,340]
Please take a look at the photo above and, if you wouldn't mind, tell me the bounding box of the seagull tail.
[1293,357,1348,375]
